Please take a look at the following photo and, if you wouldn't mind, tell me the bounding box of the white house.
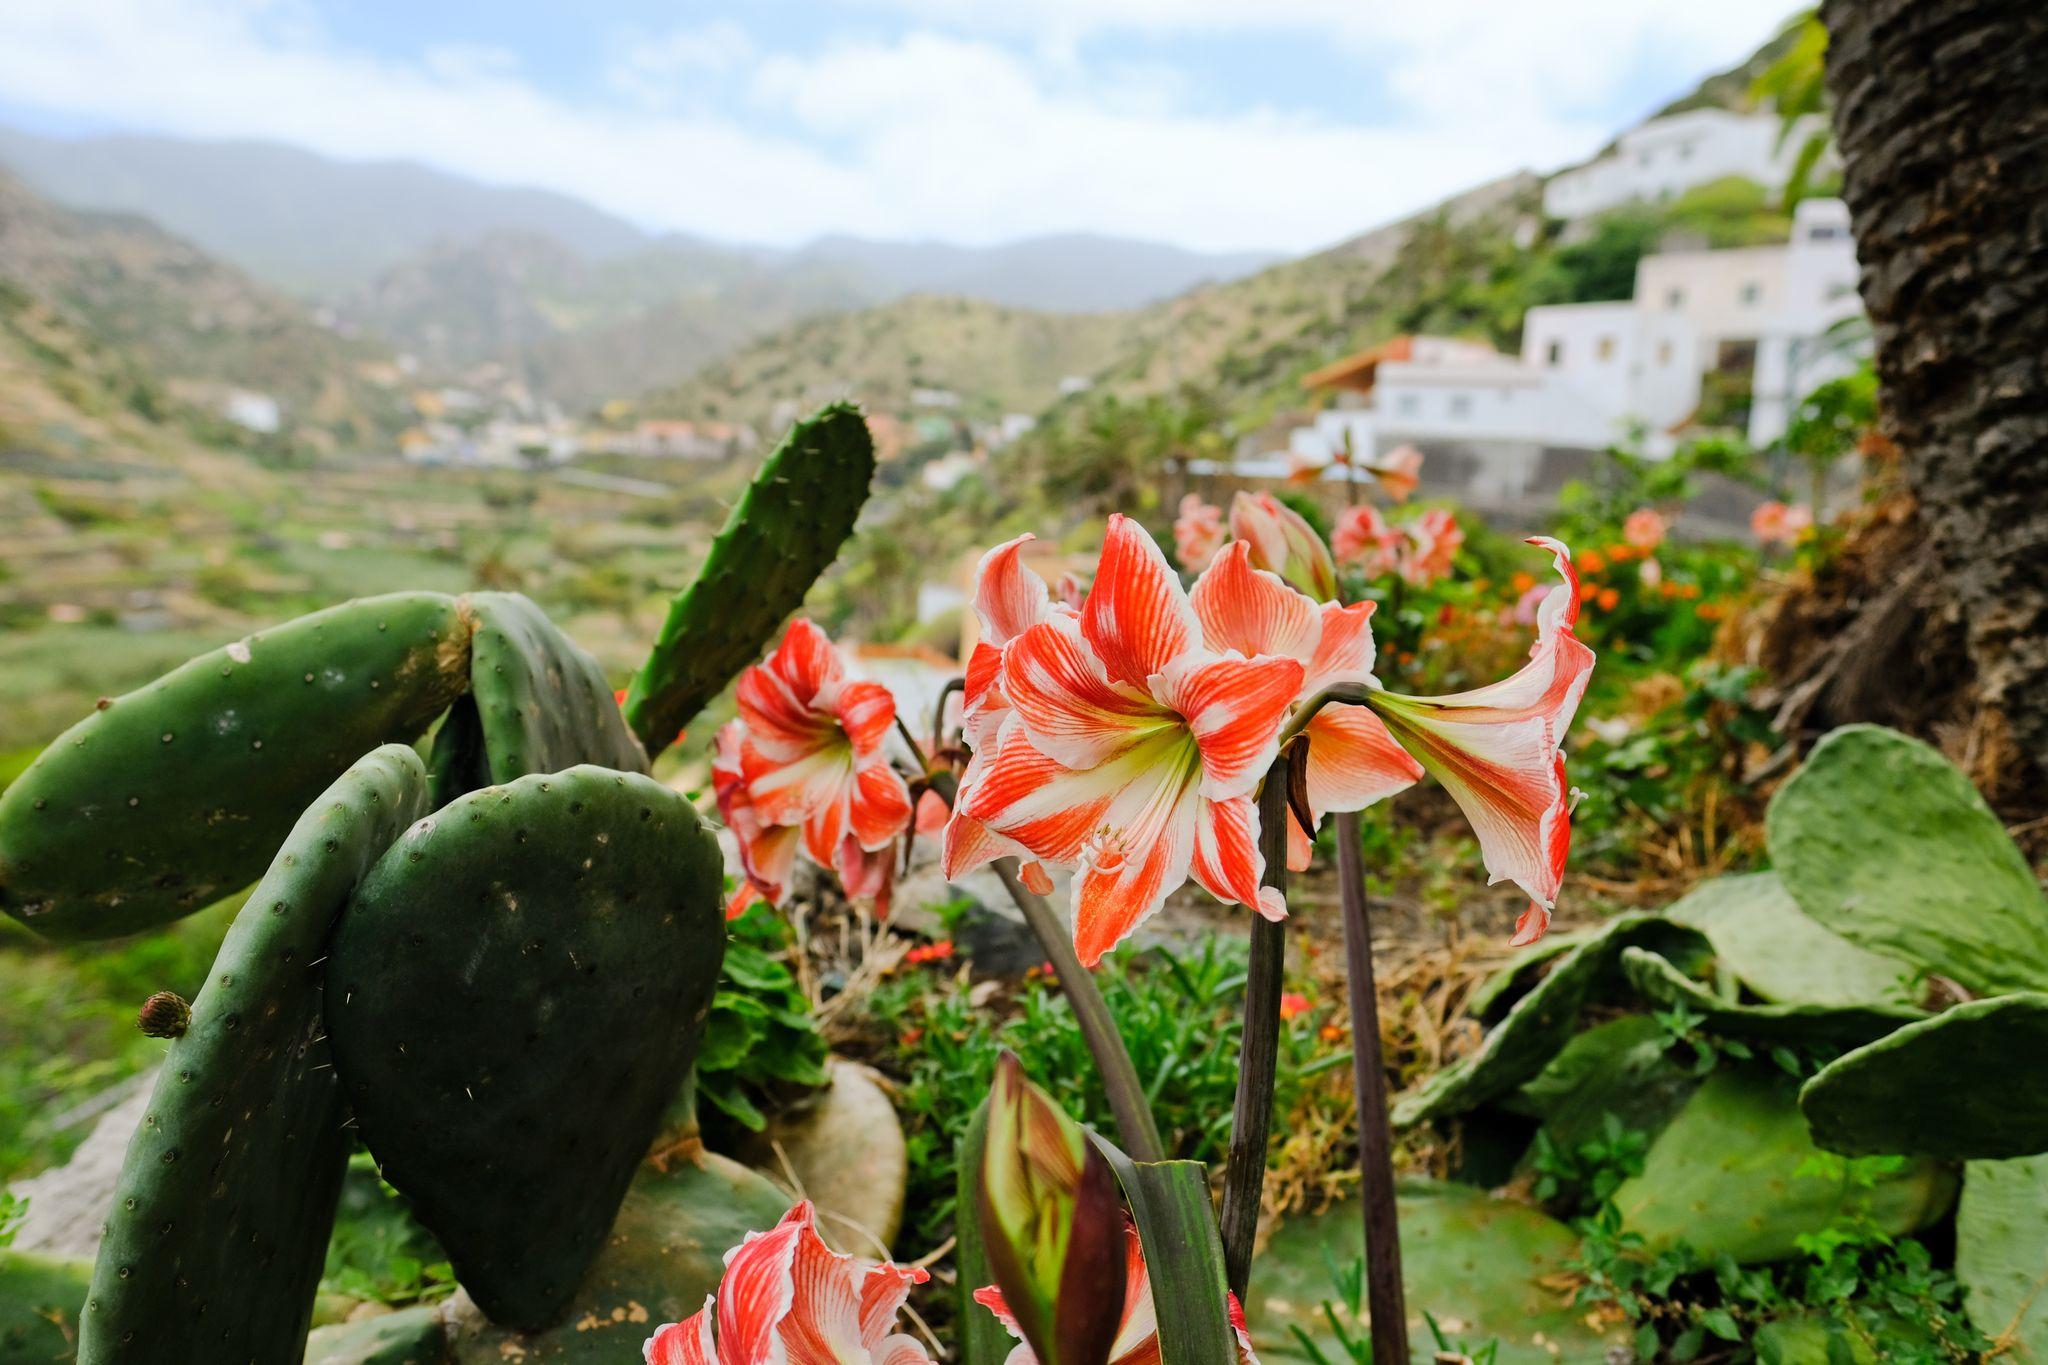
[1544,108,1828,220]
[1522,199,1864,449]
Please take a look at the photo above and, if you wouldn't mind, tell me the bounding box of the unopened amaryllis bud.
[138,991,190,1038]
[1228,491,1338,602]
[978,1052,1127,1365]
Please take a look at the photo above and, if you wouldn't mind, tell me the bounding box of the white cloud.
[0,0,1793,254]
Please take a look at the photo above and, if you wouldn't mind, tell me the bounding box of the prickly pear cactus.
[428,592,646,805]
[0,1249,91,1364]
[624,403,875,756]
[324,767,725,1331]
[1618,947,1925,1047]
[1662,871,1920,1008]
[1613,1067,1955,1264]
[1800,993,2048,1160]
[0,593,467,940]
[1767,725,2048,996]
[439,1151,791,1363]
[303,1303,451,1365]
[1955,1153,2048,1357]
[77,745,431,1364]
[1393,915,1711,1128]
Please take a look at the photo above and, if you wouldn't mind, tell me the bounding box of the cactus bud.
[138,991,191,1038]
[976,1051,1127,1365]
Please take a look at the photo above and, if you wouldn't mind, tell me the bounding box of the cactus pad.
[1613,1067,1955,1264]
[325,767,726,1330]
[78,745,431,1364]
[430,593,646,805]
[1767,725,2048,996]
[0,1250,90,1364]
[625,403,875,756]
[1955,1154,2048,1356]
[303,1304,452,1364]
[1800,993,2048,1160]
[1392,915,1710,1127]
[1662,871,1920,1007]
[440,1151,790,1363]
[1247,1180,1624,1362]
[0,593,467,940]
[1618,947,1925,1047]
[1507,1014,1699,1154]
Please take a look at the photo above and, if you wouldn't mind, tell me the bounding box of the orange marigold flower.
[1279,991,1312,1021]
[1595,588,1621,611]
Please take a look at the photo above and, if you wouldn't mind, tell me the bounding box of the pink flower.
[1512,583,1550,625]
[1623,507,1668,551]
[1173,495,1226,573]
[725,620,914,916]
[1190,542,1422,870]
[1365,538,1595,944]
[975,1222,1261,1365]
[1751,500,1814,545]
[1362,443,1423,502]
[945,516,1304,965]
[1331,505,1402,578]
[1229,491,1339,603]
[643,1201,932,1365]
[1396,508,1463,587]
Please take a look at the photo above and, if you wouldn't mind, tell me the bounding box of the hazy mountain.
[0,126,1282,405]
[0,166,406,447]
[0,127,650,296]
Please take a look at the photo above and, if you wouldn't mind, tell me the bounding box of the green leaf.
[1767,725,2048,996]
[1090,1136,1238,1365]
[956,1100,1022,1365]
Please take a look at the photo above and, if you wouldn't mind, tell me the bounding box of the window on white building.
[1546,340,1564,366]
[1741,281,1763,306]
[1395,393,1420,418]
[1448,394,1473,419]
[1665,287,1685,309]
[1679,141,1696,160]
[1597,336,1617,361]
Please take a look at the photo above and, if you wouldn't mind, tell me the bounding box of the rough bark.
[1820,0,2048,770]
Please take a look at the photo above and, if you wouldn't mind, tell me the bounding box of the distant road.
[549,467,676,499]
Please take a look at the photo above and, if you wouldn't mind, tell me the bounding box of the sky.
[0,0,1801,254]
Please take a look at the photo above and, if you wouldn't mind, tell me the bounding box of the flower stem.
[1336,809,1409,1364]
[1219,757,1290,1300]
[991,858,1166,1164]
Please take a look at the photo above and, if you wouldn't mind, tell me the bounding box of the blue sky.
[0,0,1801,253]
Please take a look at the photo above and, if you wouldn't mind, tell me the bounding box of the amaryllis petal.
[1003,614,1173,771]
[1302,706,1423,819]
[1331,505,1400,578]
[1365,538,1592,918]
[735,665,832,765]
[1303,601,1380,695]
[714,1218,803,1365]
[766,618,845,707]
[751,743,856,832]
[836,834,898,916]
[960,717,1123,869]
[975,532,1053,643]
[1070,743,1201,966]
[850,760,915,851]
[645,1307,717,1365]
[1228,491,1338,603]
[962,640,1007,747]
[1173,495,1226,573]
[1189,541,1323,663]
[833,680,897,759]
[1081,514,1199,690]
[859,1264,927,1349]
[1151,652,1306,802]
[1189,794,1285,922]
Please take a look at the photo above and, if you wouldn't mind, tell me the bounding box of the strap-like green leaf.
[1090,1136,1238,1365]
[955,1101,1018,1365]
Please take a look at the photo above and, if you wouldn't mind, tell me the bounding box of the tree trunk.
[1819,0,2048,770]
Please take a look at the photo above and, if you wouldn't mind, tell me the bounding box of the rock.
[890,863,1044,974]
[745,1060,909,1255]
[6,1081,151,1260]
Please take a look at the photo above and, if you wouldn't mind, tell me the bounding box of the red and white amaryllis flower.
[945,516,1304,966]
[1173,495,1226,572]
[1190,542,1423,870]
[974,1222,1262,1365]
[1229,491,1339,603]
[716,619,914,917]
[1363,443,1424,502]
[643,1201,932,1365]
[1331,504,1402,579]
[1366,537,1594,944]
[1397,507,1463,587]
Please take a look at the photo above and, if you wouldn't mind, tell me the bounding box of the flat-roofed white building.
[1522,199,1863,450]
[1544,108,1829,219]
